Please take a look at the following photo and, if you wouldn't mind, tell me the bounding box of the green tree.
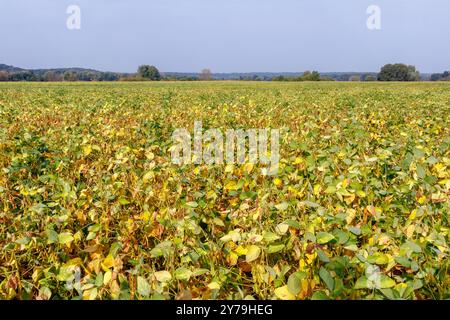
[300,71,320,81]
[63,71,78,81]
[137,65,161,81]
[377,64,420,81]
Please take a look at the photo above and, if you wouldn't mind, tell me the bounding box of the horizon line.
[2,63,435,75]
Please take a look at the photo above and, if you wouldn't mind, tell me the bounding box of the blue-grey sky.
[0,0,448,73]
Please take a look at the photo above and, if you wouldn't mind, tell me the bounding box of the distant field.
[0,81,448,300]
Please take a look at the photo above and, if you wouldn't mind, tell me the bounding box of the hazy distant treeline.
[0,63,449,82]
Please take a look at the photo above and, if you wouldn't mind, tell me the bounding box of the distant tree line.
[0,70,120,82]
[272,71,325,81]
[430,71,450,81]
[270,64,426,82]
[0,63,447,82]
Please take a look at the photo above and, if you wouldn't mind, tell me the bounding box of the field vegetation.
[0,82,448,300]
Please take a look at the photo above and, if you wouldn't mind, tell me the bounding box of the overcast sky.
[1,0,449,73]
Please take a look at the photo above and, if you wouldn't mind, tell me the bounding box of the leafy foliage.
[0,81,448,300]
[378,64,420,81]
[137,65,161,81]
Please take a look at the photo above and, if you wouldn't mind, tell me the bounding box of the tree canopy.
[377,64,420,81]
[137,65,161,81]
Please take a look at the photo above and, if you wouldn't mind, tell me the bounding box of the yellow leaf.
[154,270,172,282]
[208,282,221,290]
[274,285,296,300]
[246,245,261,263]
[313,184,321,195]
[103,270,112,285]
[227,252,239,266]
[225,181,236,190]
[406,224,415,238]
[344,194,355,205]
[356,190,366,198]
[342,179,350,188]
[83,145,92,156]
[244,163,254,173]
[101,254,115,271]
[235,245,248,256]
[417,195,427,205]
[346,209,356,225]
[64,258,82,267]
[273,178,282,187]
[275,223,289,235]
[306,252,317,265]
[142,171,154,182]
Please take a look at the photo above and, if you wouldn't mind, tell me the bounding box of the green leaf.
[311,291,329,300]
[283,220,301,229]
[325,185,337,194]
[416,164,425,179]
[379,275,396,289]
[46,229,59,244]
[192,268,209,277]
[95,273,103,287]
[150,241,173,258]
[316,232,335,244]
[186,201,198,208]
[316,249,330,263]
[15,237,31,245]
[58,232,74,245]
[354,275,395,289]
[333,230,349,244]
[118,198,130,205]
[88,224,102,232]
[109,242,122,257]
[354,276,368,289]
[287,272,306,295]
[367,253,389,265]
[394,256,411,268]
[267,244,285,254]
[263,232,280,243]
[348,226,361,235]
[319,267,334,291]
[406,241,422,253]
[174,267,192,281]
